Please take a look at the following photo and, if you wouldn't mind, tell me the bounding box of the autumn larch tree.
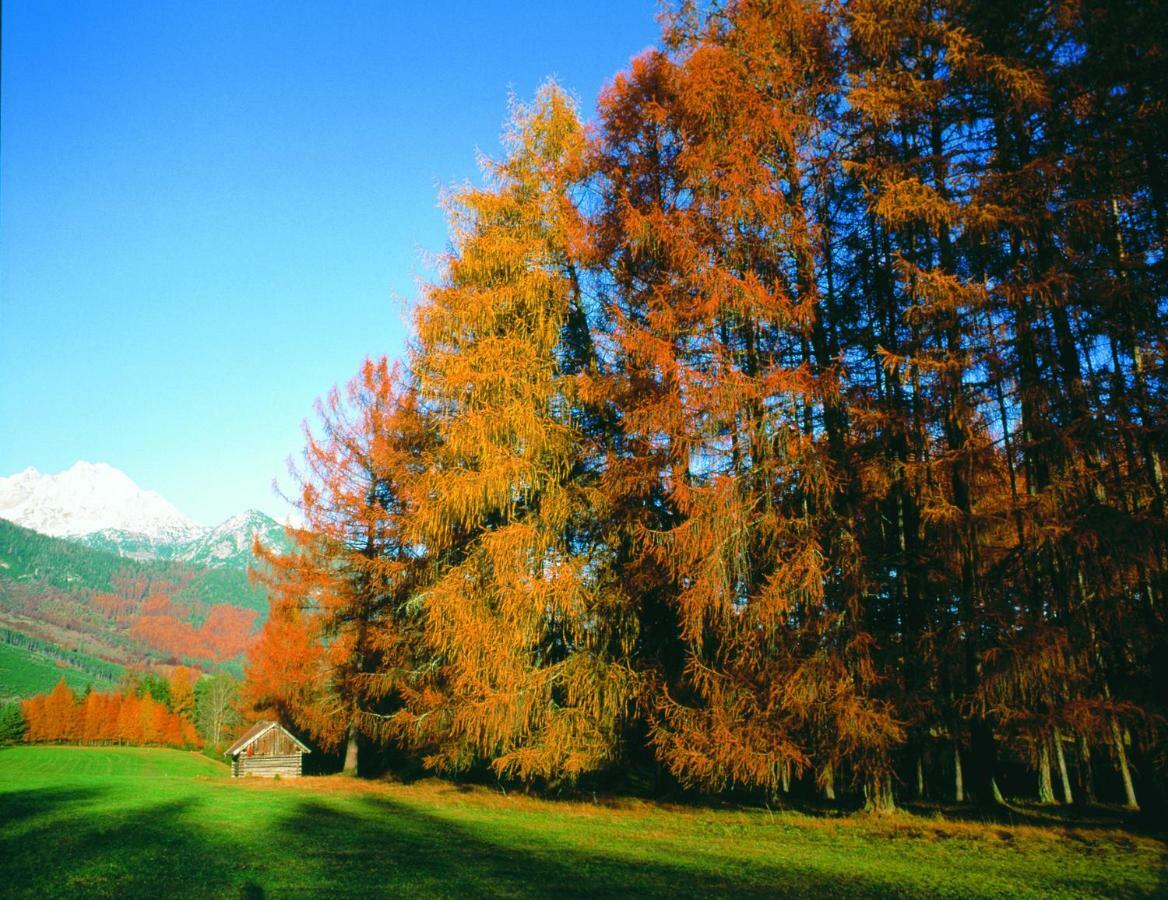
[229,0,1167,808]
[593,0,903,807]
[409,84,640,784]
[247,358,430,775]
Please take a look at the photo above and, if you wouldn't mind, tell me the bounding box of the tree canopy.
[242,0,1167,814]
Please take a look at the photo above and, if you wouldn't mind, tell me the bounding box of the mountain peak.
[67,460,116,475]
[224,508,267,524]
[0,462,200,539]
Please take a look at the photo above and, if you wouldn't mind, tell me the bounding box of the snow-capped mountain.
[0,462,200,540]
[178,509,288,568]
[81,511,288,569]
[0,463,289,569]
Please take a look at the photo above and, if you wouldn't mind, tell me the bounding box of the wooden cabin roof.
[225,720,311,757]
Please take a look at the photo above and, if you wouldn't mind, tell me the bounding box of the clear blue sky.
[1,1,660,525]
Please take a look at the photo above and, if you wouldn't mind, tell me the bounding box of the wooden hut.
[225,720,311,778]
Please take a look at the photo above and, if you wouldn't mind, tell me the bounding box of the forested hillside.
[0,519,267,686]
[241,0,1167,816]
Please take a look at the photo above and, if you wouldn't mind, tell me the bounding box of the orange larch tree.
[593,0,903,806]
[226,0,1167,810]
[247,358,431,774]
[409,84,640,783]
[168,667,196,723]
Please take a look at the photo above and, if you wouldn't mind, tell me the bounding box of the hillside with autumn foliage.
[0,518,266,681]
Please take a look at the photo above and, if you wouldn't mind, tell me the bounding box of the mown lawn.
[0,746,1164,898]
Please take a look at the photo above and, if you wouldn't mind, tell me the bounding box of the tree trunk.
[1053,728,1073,805]
[970,719,1001,807]
[864,775,896,814]
[821,763,836,802]
[916,753,925,800]
[954,743,964,803]
[1038,736,1056,804]
[1078,734,1097,805]
[781,762,790,794]
[1110,717,1139,810]
[343,725,359,776]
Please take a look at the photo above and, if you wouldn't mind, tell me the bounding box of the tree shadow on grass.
[4,784,846,899]
[277,792,1168,898]
[3,782,1161,898]
[0,786,244,899]
[272,794,907,899]
[0,786,102,832]
[899,798,1165,837]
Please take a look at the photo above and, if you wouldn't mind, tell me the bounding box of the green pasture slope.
[0,642,119,702]
[1,746,1164,898]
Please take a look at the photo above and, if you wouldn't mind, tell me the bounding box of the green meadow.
[1,746,1164,898]
[0,641,119,702]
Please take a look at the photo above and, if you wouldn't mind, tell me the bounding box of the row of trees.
[21,675,200,748]
[15,669,244,751]
[245,0,1166,812]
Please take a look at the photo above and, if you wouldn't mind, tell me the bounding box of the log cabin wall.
[237,753,303,778]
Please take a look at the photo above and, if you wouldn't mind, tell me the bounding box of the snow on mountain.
[0,463,289,569]
[0,462,201,540]
[180,509,288,568]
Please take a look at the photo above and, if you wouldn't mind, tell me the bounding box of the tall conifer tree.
[410,85,639,783]
[247,358,429,774]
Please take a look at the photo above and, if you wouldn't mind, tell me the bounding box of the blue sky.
[1,1,660,525]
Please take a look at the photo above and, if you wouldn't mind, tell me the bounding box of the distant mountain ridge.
[0,465,285,696]
[80,511,289,570]
[0,462,289,571]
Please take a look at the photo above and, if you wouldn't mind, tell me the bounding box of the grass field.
[1,746,1164,898]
